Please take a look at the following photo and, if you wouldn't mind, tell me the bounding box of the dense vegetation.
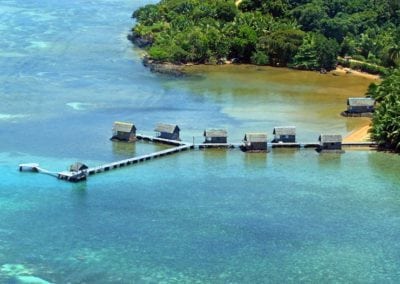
[131,0,400,71]
[368,69,400,152]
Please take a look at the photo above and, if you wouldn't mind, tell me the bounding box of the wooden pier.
[196,143,241,149]
[136,134,183,146]
[86,143,192,176]
[19,136,192,182]
[342,142,377,147]
[19,133,378,183]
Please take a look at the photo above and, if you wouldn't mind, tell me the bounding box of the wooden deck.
[136,134,183,146]
[86,143,192,176]
[19,135,378,183]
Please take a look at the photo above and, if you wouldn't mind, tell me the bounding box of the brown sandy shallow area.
[343,124,372,142]
[331,67,381,81]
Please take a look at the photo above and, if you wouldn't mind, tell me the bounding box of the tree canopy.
[131,0,400,71]
[368,69,400,152]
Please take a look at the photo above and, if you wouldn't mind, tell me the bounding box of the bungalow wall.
[158,131,180,140]
[115,131,136,141]
[274,134,296,143]
[205,137,227,143]
[348,105,374,113]
[321,142,342,150]
[245,142,267,151]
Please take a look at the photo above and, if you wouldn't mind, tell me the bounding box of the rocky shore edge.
[128,33,185,76]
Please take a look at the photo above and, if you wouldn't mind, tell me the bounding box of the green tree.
[264,29,305,66]
[315,34,339,70]
[215,1,237,22]
[230,24,258,60]
[292,33,318,70]
[387,45,400,67]
[251,50,269,65]
[291,3,327,31]
[369,69,400,151]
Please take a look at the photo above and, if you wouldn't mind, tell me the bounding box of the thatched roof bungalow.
[70,162,88,172]
[318,134,343,151]
[272,126,296,143]
[154,123,180,140]
[243,133,267,151]
[112,121,137,141]
[347,97,375,113]
[204,129,228,144]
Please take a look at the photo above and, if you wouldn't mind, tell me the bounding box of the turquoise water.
[1,0,400,283]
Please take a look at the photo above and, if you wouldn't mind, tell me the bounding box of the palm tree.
[387,45,400,67]
[370,69,400,151]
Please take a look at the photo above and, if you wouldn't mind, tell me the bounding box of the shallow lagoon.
[1,0,400,283]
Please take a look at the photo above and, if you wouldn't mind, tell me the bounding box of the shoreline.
[140,57,382,80]
[331,66,381,81]
[130,36,382,80]
[343,124,372,143]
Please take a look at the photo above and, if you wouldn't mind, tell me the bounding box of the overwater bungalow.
[204,129,228,144]
[272,126,296,143]
[69,162,88,172]
[347,97,375,113]
[242,133,268,152]
[111,121,137,141]
[154,123,180,140]
[318,134,343,152]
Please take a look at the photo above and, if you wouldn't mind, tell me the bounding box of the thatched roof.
[154,123,180,134]
[244,133,267,142]
[273,126,296,136]
[70,162,88,172]
[113,121,136,133]
[319,134,342,143]
[204,129,228,138]
[347,97,375,107]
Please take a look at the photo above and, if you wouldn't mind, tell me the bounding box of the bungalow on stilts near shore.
[318,134,344,153]
[203,129,228,144]
[272,126,296,143]
[347,97,375,113]
[343,97,375,117]
[111,121,137,141]
[154,123,180,140]
[242,133,268,152]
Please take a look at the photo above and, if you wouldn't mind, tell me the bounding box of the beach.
[344,124,372,142]
[332,66,381,81]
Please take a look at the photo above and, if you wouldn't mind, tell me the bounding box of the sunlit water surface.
[1,0,399,283]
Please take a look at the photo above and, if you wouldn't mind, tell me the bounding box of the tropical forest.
[132,0,400,72]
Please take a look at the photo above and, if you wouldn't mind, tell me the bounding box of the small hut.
[242,133,267,151]
[70,162,88,172]
[272,126,296,143]
[154,123,180,140]
[111,121,136,141]
[204,129,228,144]
[347,97,375,113]
[318,134,343,152]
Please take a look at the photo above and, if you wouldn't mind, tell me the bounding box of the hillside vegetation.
[369,69,400,152]
[131,0,400,72]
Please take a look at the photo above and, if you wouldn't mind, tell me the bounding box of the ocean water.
[1,0,400,283]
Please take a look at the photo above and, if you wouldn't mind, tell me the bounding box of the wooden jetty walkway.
[20,135,193,182]
[86,143,192,176]
[19,134,377,183]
